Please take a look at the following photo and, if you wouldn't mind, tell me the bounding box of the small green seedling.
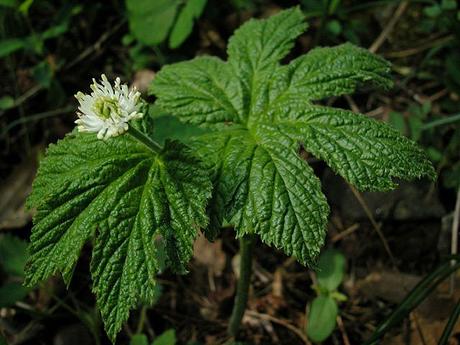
[130,330,250,345]
[307,249,346,343]
[130,329,176,345]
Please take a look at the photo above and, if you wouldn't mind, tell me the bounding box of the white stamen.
[74,74,143,140]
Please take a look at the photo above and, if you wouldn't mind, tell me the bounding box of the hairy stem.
[127,125,162,154]
[228,234,256,337]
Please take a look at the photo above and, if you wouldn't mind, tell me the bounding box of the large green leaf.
[126,0,206,49]
[227,7,308,119]
[271,102,434,191]
[269,43,393,105]
[0,282,30,307]
[192,127,329,264]
[150,115,208,145]
[0,235,28,277]
[151,7,435,266]
[227,7,307,77]
[126,0,180,46]
[169,0,207,49]
[0,235,30,308]
[152,56,243,126]
[25,132,211,341]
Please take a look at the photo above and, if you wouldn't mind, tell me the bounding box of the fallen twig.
[369,1,409,53]
[246,310,312,345]
[331,223,360,243]
[349,185,398,267]
[337,315,351,345]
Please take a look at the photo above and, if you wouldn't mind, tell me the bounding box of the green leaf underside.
[25,133,211,341]
[150,7,435,265]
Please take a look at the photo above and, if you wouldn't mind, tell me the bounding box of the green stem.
[364,255,460,345]
[127,126,162,154]
[421,113,460,131]
[228,234,256,337]
[136,306,147,334]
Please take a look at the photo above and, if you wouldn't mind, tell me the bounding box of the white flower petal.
[75,74,144,139]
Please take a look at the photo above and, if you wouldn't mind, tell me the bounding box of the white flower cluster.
[75,74,143,140]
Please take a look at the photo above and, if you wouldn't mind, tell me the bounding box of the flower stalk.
[127,125,162,154]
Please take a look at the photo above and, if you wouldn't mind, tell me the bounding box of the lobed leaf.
[227,7,307,118]
[269,43,393,105]
[151,7,435,267]
[26,133,211,341]
[227,7,307,76]
[193,126,329,266]
[150,56,243,126]
[271,102,435,191]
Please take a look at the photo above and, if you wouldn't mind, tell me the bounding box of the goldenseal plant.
[150,7,435,336]
[25,7,436,342]
[25,75,212,340]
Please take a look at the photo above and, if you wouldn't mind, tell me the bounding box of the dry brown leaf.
[193,233,226,277]
[356,270,420,303]
[358,270,460,344]
[382,316,460,345]
[131,69,155,94]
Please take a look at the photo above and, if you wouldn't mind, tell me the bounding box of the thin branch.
[337,315,351,345]
[384,35,454,58]
[246,310,312,345]
[331,223,360,243]
[1,106,74,137]
[63,20,126,71]
[349,185,398,267]
[369,1,409,53]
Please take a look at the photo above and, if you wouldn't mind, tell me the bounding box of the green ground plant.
[126,0,207,50]
[306,249,346,343]
[130,329,176,345]
[0,234,29,308]
[25,6,435,342]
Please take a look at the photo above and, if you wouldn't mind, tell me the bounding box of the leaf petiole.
[127,125,163,154]
[228,234,256,336]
